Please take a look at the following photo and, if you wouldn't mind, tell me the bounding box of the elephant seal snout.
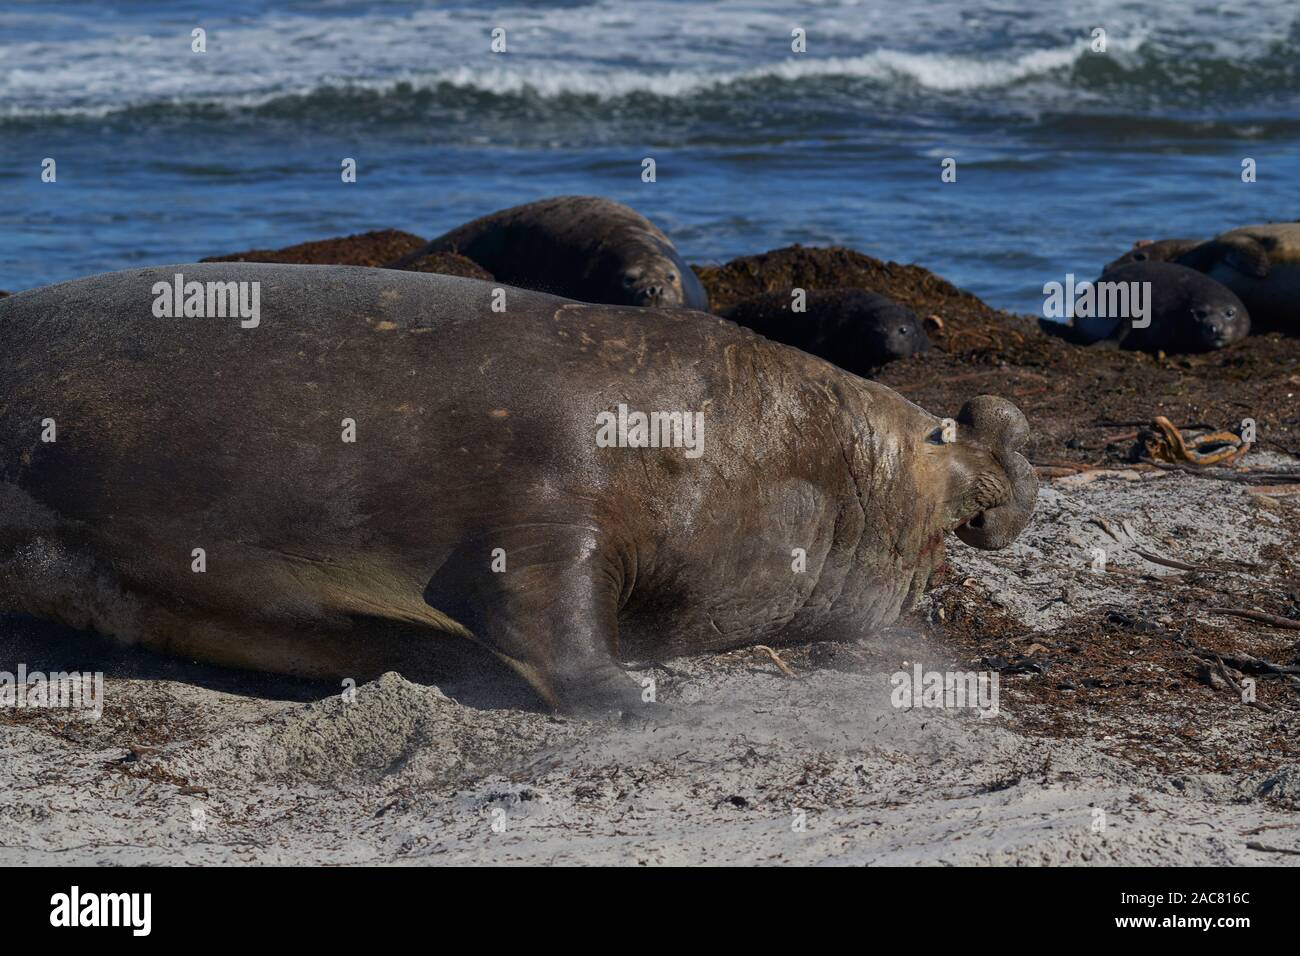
[949,395,1037,550]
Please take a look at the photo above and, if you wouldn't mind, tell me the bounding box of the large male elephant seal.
[721,288,930,376]
[1176,223,1300,331]
[394,196,710,310]
[1040,262,1249,354]
[0,265,1035,715]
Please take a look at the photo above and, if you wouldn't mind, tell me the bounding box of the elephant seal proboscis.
[1176,223,1300,332]
[0,265,1035,715]
[394,196,710,310]
[721,288,930,376]
[1041,262,1249,354]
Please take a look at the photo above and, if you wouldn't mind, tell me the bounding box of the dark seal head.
[721,288,930,376]
[612,242,696,308]
[1103,238,1203,274]
[394,195,710,310]
[1074,262,1249,353]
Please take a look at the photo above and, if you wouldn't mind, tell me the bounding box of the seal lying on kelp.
[1176,223,1300,332]
[1040,261,1249,353]
[721,288,930,376]
[0,265,1035,715]
[394,195,710,310]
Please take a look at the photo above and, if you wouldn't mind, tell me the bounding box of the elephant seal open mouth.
[0,265,1035,716]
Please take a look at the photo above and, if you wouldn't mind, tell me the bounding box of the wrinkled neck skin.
[616,347,1025,658]
[818,378,1017,634]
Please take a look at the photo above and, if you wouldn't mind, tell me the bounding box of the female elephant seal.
[394,196,710,310]
[721,288,930,376]
[1176,223,1300,331]
[0,266,1035,715]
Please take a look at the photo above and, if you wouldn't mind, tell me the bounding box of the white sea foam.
[0,0,1283,119]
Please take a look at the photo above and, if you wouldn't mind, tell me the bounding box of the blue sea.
[1,0,1297,312]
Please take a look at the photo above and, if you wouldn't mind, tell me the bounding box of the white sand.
[2,463,1297,865]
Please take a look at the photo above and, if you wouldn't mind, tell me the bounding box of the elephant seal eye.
[928,418,958,444]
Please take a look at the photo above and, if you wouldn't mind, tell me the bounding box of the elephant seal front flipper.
[422,520,641,717]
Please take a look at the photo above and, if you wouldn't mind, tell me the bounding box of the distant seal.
[1042,262,1249,353]
[0,265,1035,716]
[721,288,930,376]
[1176,223,1300,331]
[394,196,710,310]
[1103,238,1202,274]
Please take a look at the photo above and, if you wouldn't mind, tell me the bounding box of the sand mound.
[152,672,580,787]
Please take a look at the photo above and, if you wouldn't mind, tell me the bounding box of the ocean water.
[1,0,1297,312]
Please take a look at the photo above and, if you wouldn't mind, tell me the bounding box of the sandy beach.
[3,245,1296,866]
